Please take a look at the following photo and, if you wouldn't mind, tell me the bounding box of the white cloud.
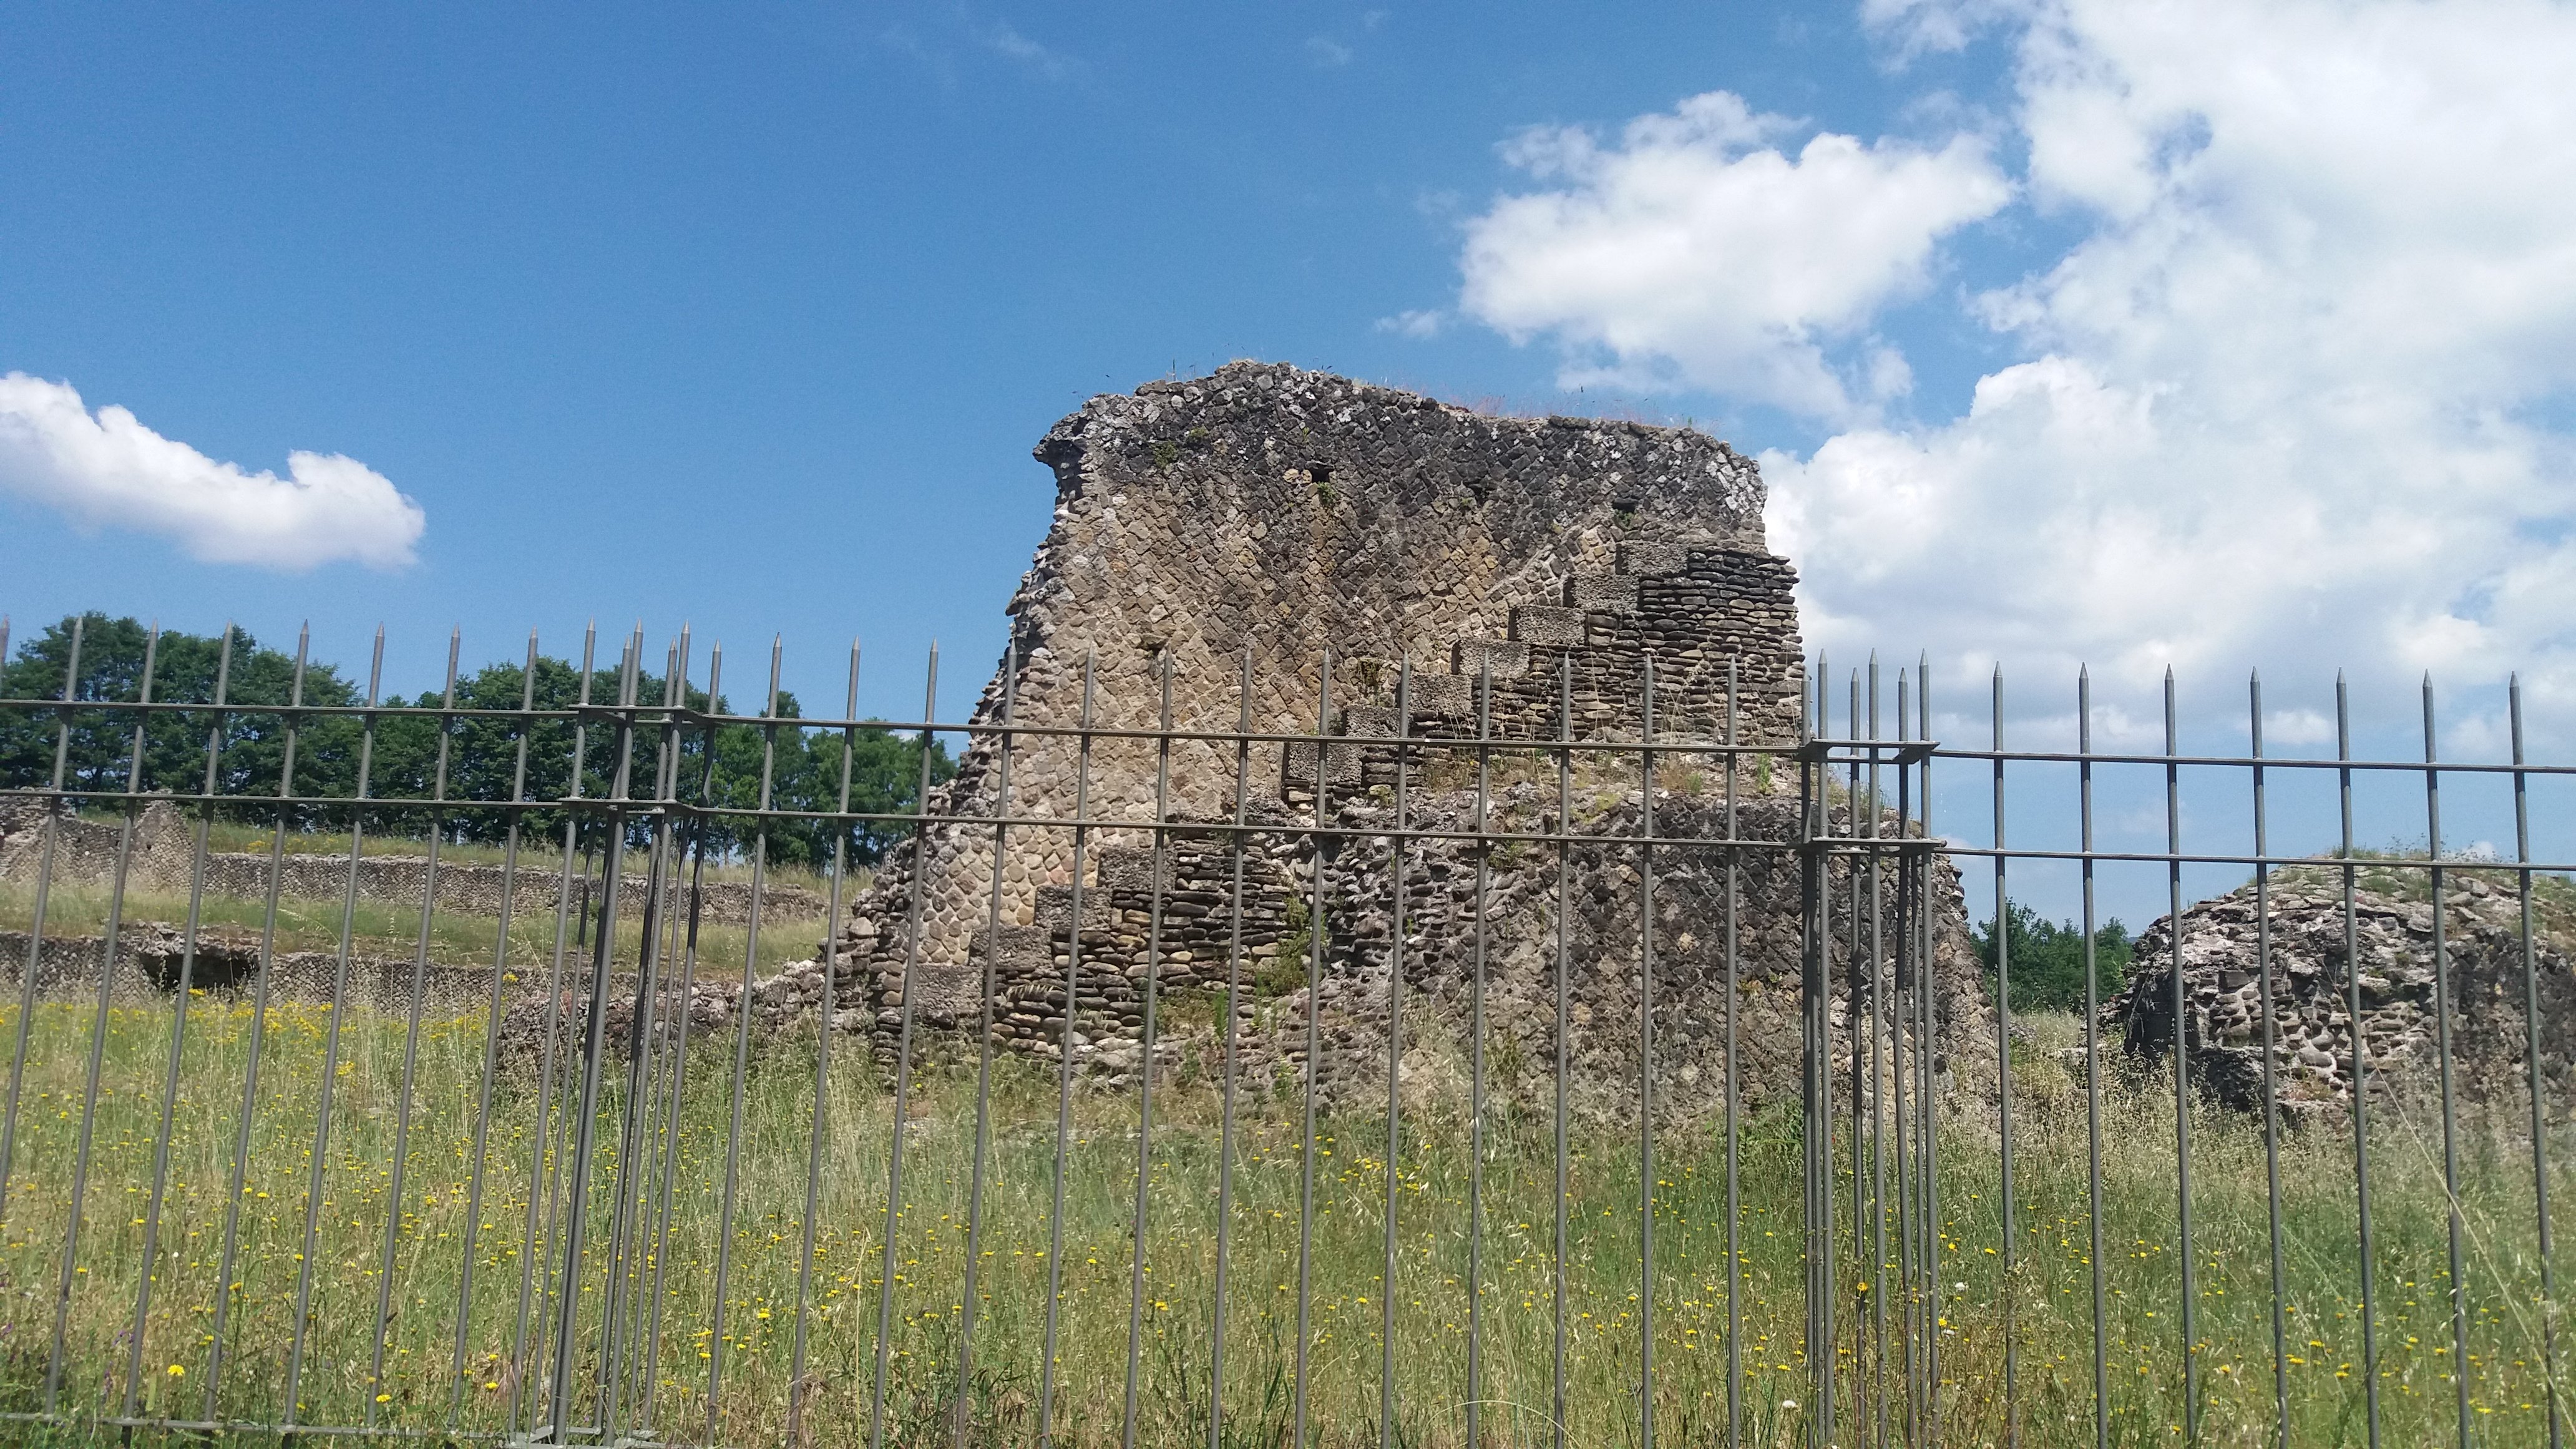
[1376,308,1446,339]
[1458,90,2012,419]
[1785,0,2576,708]
[1454,1,2576,728]
[977,19,1078,79]
[1304,35,1354,67]
[0,374,425,570]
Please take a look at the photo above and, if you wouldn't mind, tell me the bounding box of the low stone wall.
[0,925,561,1012]
[0,798,826,926]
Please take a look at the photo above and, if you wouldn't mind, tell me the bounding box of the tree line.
[1974,899,2137,1014]
[0,614,954,867]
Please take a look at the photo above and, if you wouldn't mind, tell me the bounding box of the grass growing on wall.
[0,999,2562,1448]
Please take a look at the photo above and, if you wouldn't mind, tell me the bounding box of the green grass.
[44,808,849,897]
[0,997,2561,1447]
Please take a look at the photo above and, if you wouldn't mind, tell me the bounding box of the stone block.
[1407,673,1475,717]
[1619,540,1691,575]
[1339,703,1403,739]
[1281,739,1362,789]
[1450,639,1531,678]
[985,924,1054,975]
[1510,605,1586,648]
[1095,847,1157,894]
[1568,569,1641,613]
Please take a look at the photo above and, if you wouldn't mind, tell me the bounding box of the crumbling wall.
[819,363,1989,1119]
[2108,871,2576,1121]
[837,362,1800,999]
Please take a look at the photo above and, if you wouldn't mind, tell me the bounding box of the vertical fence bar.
[784,639,862,1447]
[44,623,157,1413]
[451,630,541,1428]
[1637,656,1659,1449]
[2512,676,2564,1449]
[1917,654,1939,1448]
[1116,656,1176,1449]
[1893,667,1918,1449]
[1468,655,1493,1449]
[1290,650,1330,1449]
[1380,659,1411,1449]
[602,633,688,1436]
[705,636,780,1445]
[203,627,311,1421]
[955,645,1021,1447]
[1868,656,1890,1449]
[640,639,728,1435]
[1206,647,1252,1449]
[1803,653,1835,1449]
[0,615,83,1234]
[868,644,943,1449]
[1552,655,1574,1449]
[124,625,234,1420]
[1037,655,1099,1449]
[1723,656,1744,1449]
[2338,672,2384,1449]
[1845,666,1866,1439]
[2164,669,2200,1444]
[517,622,596,1437]
[2078,667,2109,1449]
[2249,673,2291,1448]
[597,634,678,1435]
[2421,676,2474,1449]
[364,629,462,1428]
[551,628,645,1437]
[1991,665,2017,1449]
[281,628,386,1427]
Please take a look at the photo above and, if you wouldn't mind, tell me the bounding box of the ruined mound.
[2107,865,2576,1121]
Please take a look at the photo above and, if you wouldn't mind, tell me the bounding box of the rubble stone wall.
[836,364,1803,1002]
[2109,870,2576,1121]
[817,364,1996,1121]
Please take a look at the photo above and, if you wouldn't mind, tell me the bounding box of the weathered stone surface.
[794,362,1992,1120]
[2106,870,2576,1121]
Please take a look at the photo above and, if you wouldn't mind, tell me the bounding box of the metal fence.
[0,614,2567,1448]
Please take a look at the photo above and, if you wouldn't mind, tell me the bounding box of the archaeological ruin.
[2107,863,2576,1122]
[811,361,1991,1120]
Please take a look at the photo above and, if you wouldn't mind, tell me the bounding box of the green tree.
[1974,900,2135,1014]
[0,613,365,825]
[3,617,954,861]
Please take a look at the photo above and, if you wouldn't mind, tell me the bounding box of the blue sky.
[3,2,1974,711]
[11,1,2576,917]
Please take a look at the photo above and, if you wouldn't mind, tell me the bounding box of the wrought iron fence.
[0,613,2565,1448]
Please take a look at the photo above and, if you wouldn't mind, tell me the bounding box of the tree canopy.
[1973,899,2135,1015]
[0,613,951,866]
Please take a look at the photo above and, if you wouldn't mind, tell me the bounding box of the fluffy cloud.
[1460,91,2012,419]
[0,374,424,570]
[1463,1,2576,723]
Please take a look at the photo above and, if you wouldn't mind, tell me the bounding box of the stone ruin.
[799,362,1990,1121]
[2107,866,2576,1124]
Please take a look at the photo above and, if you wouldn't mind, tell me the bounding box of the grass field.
[0,980,2562,1449]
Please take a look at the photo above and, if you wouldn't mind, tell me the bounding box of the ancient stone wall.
[818,363,1993,1120]
[2107,869,2576,1121]
[834,364,1803,1010]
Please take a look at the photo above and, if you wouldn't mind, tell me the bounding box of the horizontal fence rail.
[0,615,2565,1448]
